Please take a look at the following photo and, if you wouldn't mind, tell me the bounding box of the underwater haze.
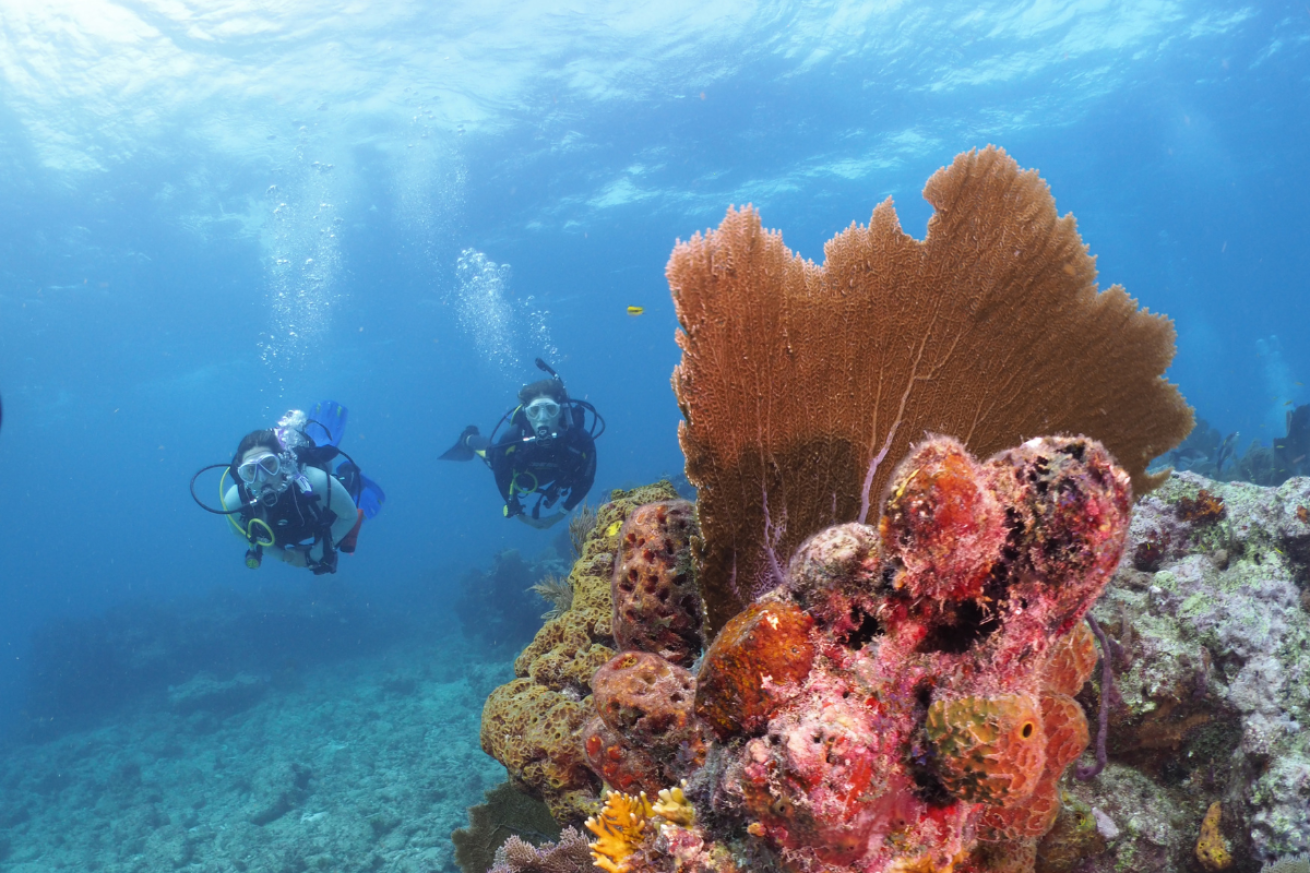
[0,0,1308,864]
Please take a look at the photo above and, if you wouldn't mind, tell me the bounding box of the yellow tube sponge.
[1196,801,1232,871]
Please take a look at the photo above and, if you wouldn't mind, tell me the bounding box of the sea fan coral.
[668,146,1191,631]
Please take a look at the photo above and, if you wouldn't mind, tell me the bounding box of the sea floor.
[0,636,513,873]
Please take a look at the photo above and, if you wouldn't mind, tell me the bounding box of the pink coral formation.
[574,434,1127,873]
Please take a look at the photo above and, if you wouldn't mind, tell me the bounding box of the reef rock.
[1064,471,1310,872]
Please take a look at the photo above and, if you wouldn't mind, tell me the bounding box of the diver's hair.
[519,379,567,405]
[235,429,281,460]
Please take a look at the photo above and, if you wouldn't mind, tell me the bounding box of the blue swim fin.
[306,400,348,447]
[358,475,386,519]
[336,459,386,519]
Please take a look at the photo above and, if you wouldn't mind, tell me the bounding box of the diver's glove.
[311,546,339,576]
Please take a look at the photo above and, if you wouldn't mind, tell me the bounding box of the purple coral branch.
[1076,614,1114,781]
[761,482,786,588]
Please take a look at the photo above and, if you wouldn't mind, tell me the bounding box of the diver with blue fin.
[190,401,386,574]
[441,359,602,529]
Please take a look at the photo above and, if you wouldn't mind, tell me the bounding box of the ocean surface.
[0,0,1307,868]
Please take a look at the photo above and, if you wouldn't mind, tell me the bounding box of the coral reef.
[1166,408,1310,487]
[582,652,707,795]
[498,468,1310,873]
[2,633,507,872]
[611,500,704,666]
[667,146,1192,631]
[21,582,388,738]
[565,434,1127,873]
[491,827,597,873]
[454,781,564,873]
[1056,470,1310,873]
[480,483,683,823]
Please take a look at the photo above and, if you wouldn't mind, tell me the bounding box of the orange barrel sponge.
[1042,620,1099,697]
[880,436,1006,604]
[694,600,816,740]
[611,500,704,666]
[979,693,1090,842]
[925,693,1047,806]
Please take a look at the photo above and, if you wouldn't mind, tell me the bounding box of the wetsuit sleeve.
[561,432,597,511]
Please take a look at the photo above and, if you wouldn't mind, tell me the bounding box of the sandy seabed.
[0,637,512,873]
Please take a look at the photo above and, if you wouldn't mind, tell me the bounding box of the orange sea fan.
[667,146,1193,631]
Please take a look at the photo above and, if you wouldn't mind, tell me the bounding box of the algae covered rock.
[1064,471,1310,872]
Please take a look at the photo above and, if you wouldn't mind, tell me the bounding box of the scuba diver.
[441,359,603,529]
[191,401,386,574]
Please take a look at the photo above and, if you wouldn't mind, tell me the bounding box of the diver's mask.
[524,398,562,440]
[238,451,295,505]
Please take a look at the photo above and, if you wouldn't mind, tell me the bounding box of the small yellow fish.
[626,305,644,316]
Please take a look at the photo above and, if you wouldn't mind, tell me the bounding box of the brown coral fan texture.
[667,145,1192,630]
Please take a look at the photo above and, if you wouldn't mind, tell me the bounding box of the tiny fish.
[626,305,645,316]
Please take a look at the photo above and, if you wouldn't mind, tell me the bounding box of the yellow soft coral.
[652,783,696,827]
[586,790,654,873]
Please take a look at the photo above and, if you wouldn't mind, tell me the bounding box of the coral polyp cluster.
[574,434,1128,873]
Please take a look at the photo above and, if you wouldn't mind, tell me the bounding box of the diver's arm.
[303,467,360,555]
[561,434,597,511]
[324,470,363,544]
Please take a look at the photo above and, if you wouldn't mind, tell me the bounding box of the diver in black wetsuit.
[441,360,603,529]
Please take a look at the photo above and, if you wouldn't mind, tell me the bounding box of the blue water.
[0,1,1307,742]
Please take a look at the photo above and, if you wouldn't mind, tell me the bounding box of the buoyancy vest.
[239,477,338,549]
